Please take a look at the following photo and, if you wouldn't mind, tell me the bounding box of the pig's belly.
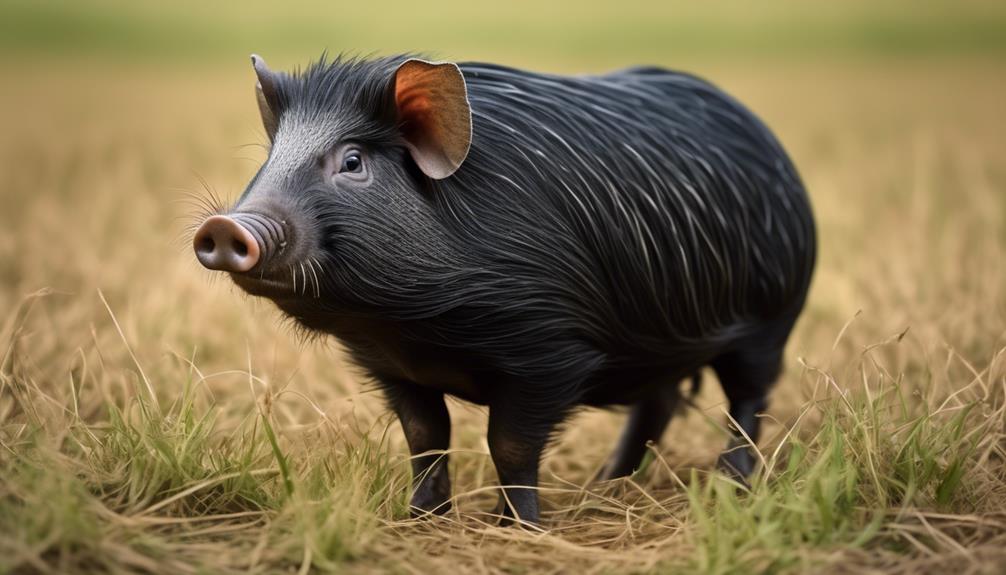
[579,361,709,407]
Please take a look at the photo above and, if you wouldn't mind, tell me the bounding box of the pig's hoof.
[409,493,451,518]
[496,513,541,530]
[717,447,755,486]
[493,499,542,529]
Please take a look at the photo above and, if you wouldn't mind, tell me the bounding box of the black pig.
[193,54,816,525]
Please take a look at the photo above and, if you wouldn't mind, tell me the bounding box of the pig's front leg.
[486,394,568,528]
[381,379,452,516]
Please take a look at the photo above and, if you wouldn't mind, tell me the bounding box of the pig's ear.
[251,54,280,140]
[393,59,472,180]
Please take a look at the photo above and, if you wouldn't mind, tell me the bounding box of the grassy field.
[1,1,1005,573]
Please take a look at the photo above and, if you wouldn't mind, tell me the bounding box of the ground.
[1,1,1005,573]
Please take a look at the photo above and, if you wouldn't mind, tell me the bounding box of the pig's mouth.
[229,259,324,300]
[229,272,294,298]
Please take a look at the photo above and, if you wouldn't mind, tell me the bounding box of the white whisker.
[308,258,321,298]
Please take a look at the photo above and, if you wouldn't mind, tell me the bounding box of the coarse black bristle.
[256,54,815,393]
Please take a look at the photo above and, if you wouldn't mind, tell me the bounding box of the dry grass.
[1,22,1005,575]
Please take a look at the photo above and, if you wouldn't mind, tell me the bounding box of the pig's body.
[194,56,816,525]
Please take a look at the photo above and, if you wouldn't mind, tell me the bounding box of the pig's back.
[439,63,815,360]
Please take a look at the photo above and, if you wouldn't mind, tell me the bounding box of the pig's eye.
[340,150,363,174]
[326,145,369,184]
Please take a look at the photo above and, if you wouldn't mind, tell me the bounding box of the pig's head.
[193,55,472,320]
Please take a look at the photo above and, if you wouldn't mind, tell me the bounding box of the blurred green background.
[3,0,1006,70]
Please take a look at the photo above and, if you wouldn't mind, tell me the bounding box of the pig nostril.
[233,239,248,257]
[193,214,263,273]
[197,236,216,255]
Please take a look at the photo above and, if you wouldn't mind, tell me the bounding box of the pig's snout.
[193,215,261,272]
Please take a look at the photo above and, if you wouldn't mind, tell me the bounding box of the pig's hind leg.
[710,328,790,479]
[597,382,683,480]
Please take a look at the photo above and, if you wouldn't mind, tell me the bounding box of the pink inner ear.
[397,88,437,142]
[393,59,472,179]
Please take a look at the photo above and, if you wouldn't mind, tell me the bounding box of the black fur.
[216,55,817,525]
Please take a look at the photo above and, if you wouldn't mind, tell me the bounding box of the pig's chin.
[229,273,296,300]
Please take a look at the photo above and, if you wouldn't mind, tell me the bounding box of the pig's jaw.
[229,272,296,299]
